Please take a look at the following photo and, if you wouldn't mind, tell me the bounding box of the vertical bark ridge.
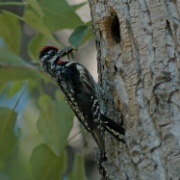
[88,0,180,179]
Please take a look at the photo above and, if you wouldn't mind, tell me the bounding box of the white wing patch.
[65,61,76,67]
[76,64,91,90]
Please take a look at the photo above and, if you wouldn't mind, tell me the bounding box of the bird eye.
[48,50,56,56]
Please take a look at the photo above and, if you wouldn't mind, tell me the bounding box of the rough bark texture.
[88,0,180,179]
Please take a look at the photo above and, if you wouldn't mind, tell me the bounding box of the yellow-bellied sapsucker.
[39,46,125,150]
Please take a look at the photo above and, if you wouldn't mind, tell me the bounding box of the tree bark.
[88,0,180,179]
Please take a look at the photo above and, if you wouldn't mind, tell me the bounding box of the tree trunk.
[88,0,180,179]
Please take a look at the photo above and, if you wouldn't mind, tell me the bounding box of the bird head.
[39,46,76,77]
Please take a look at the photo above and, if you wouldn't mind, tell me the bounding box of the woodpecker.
[39,46,125,150]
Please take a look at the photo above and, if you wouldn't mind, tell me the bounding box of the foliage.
[69,154,87,180]
[0,0,91,179]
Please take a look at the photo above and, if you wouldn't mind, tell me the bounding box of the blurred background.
[0,0,100,179]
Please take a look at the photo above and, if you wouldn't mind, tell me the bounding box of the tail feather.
[101,114,125,143]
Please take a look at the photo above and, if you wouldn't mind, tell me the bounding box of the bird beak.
[57,46,77,59]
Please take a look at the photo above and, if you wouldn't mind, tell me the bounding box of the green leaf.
[0,11,21,54]
[27,0,44,18]
[37,95,73,155]
[72,2,87,11]
[69,22,92,47]
[0,47,28,65]
[0,68,39,82]
[30,144,66,180]
[69,155,87,180]
[0,48,40,82]
[28,33,47,61]
[23,9,59,46]
[0,2,25,6]
[0,107,18,160]
[1,10,23,21]
[37,0,84,31]
[7,81,22,99]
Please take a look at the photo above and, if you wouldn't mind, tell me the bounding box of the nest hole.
[111,15,121,43]
[102,10,121,46]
